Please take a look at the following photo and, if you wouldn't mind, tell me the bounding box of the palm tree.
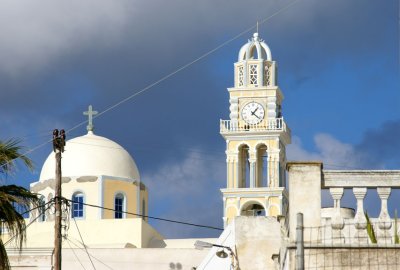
[0,139,39,270]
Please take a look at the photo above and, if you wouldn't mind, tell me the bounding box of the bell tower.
[220,32,291,227]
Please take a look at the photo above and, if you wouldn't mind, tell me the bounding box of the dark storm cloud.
[288,118,400,171]
[354,119,400,169]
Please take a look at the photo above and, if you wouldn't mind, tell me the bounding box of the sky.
[1,0,399,238]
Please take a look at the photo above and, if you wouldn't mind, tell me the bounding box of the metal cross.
[83,105,98,132]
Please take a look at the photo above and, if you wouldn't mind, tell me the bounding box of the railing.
[220,118,288,133]
[318,170,400,245]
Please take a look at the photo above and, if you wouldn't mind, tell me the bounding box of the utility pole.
[53,129,66,270]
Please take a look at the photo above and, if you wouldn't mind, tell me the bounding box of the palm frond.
[0,185,38,253]
[0,139,34,176]
[0,239,11,270]
[0,139,37,269]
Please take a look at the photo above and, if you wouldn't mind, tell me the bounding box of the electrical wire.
[73,217,96,270]
[0,0,301,172]
[65,198,223,231]
[66,237,115,270]
[67,239,87,270]
[4,202,53,246]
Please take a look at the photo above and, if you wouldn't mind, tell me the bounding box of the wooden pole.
[54,148,62,270]
[53,129,65,270]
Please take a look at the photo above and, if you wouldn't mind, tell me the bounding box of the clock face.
[241,102,265,124]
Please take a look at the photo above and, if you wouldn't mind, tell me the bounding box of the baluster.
[353,187,368,243]
[330,188,345,243]
[377,187,392,243]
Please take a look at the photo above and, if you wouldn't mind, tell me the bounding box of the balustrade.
[320,170,400,245]
[220,118,287,133]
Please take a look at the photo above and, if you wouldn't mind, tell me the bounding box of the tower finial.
[256,21,259,34]
[83,105,98,133]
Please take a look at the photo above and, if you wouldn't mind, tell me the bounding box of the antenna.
[256,21,259,33]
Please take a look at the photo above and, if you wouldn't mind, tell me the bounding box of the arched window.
[72,192,84,218]
[114,193,125,219]
[38,196,46,222]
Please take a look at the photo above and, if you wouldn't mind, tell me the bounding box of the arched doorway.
[241,202,266,216]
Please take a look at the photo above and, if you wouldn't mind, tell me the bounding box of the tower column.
[258,60,264,87]
[226,151,238,188]
[268,149,280,187]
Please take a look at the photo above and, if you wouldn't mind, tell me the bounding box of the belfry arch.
[256,144,268,187]
[240,201,266,216]
[238,144,250,188]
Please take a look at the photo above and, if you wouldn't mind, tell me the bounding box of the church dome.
[39,132,140,181]
[238,33,272,61]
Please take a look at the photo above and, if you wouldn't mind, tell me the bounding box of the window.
[238,66,244,86]
[72,193,84,218]
[38,196,46,222]
[264,64,271,86]
[249,64,258,85]
[47,193,54,221]
[115,194,124,219]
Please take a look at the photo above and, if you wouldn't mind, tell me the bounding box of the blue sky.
[1,0,399,238]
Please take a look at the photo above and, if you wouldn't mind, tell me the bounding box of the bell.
[216,249,228,258]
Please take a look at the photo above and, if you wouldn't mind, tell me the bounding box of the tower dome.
[238,33,272,61]
[233,33,276,88]
[39,131,140,181]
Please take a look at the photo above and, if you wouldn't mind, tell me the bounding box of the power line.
[65,198,223,231]
[73,217,96,270]
[4,202,52,246]
[0,0,301,172]
[66,237,115,270]
[66,239,87,270]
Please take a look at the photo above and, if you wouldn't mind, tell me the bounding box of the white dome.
[39,132,140,181]
[238,33,272,61]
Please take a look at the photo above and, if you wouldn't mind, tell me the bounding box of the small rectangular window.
[264,64,271,86]
[72,195,84,218]
[238,66,244,86]
[249,64,258,85]
[115,197,124,219]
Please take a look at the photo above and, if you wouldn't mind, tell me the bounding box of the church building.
[27,111,162,248]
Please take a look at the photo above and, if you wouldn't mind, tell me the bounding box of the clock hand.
[251,107,259,115]
[251,108,261,119]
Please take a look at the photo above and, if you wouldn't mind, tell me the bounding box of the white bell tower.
[220,32,291,227]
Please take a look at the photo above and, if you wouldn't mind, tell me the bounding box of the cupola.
[234,33,277,88]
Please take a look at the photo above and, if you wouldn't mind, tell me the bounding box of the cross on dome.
[83,105,98,133]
